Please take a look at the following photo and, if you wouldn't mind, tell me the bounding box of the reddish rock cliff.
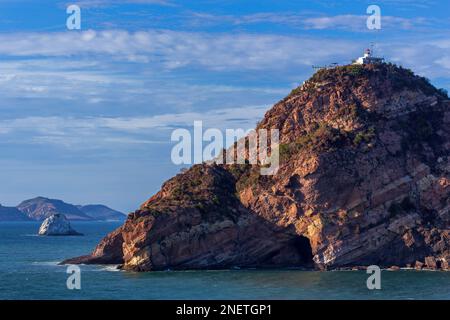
[63,63,450,271]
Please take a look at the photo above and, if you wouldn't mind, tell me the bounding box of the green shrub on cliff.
[346,65,365,76]
[236,167,261,193]
[279,123,347,161]
[353,127,375,146]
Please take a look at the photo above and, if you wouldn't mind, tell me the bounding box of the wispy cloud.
[0,30,357,70]
[302,15,432,31]
[0,105,268,148]
[0,29,449,114]
[185,12,437,32]
[0,29,448,74]
[0,56,289,118]
[65,0,175,8]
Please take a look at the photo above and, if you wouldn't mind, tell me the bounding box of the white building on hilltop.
[353,48,384,65]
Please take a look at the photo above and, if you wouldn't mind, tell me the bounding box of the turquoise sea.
[0,222,449,300]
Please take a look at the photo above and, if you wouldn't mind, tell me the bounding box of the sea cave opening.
[292,235,314,267]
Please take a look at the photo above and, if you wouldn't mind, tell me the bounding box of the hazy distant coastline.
[0,196,126,222]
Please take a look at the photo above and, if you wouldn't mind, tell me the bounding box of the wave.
[31,261,62,266]
[97,265,122,272]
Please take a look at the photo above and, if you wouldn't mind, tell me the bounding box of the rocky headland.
[63,63,450,271]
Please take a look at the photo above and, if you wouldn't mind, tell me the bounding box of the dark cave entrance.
[291,235,314,267]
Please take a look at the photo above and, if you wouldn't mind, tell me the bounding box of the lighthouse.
[353,48,384,65]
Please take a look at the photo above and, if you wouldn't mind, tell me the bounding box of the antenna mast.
[370,42,376,56]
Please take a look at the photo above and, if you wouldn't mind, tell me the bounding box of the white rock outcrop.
[38,214,83,236]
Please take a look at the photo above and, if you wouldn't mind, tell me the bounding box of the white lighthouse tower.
[353,48,384,65]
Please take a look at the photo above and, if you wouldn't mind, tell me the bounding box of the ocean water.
[0,222,449,300]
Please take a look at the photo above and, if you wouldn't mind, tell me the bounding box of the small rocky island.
[38,214,83,236]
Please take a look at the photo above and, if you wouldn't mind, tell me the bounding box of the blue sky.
[0,0,449,212]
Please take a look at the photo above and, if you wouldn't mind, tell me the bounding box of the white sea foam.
[31,261,61,266]
[98,265,122,272]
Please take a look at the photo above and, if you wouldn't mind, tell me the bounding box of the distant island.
[0,197,126,221]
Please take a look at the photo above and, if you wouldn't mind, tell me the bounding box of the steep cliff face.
[64,63,450,271]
